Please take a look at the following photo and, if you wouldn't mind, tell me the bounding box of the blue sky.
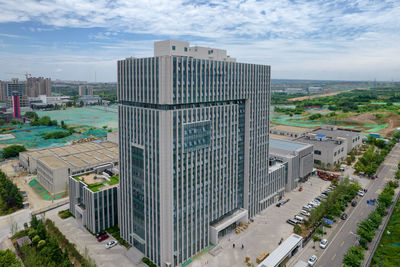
[0,0,399,82]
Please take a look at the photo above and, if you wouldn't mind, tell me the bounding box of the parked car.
[315,197,322,202]
[97,233,109,242]
[96,231,107,239]
[21,191,27,198]
[341,213,348,220]
[105,240,118,249]
[300,210,310,217]
[287,218,298,226]
[351,201,357,207]
[308,255,318,266]
[320,194,327,199]
[276,199,290,207]
[303,205,312,211]
[358,190,365,197]
[294,215,304,224]
[320,239,328,249]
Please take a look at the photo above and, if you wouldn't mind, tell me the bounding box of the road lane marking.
[332,254,336,261]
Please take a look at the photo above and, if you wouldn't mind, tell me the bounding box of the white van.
[294,215,304,223]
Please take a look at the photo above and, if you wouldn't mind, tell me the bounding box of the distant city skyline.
[0,0,399,82]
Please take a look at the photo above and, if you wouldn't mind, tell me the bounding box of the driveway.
[46,205,136,267]
[190,175,330,267]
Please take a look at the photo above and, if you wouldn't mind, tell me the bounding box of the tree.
[343,246,364,267]
[24,111,39,120]
[0,249,22,267]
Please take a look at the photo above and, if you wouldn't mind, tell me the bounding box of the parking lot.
[46,205,136,267]
[190,175,331,267]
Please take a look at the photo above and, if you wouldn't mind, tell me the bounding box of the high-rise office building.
[27,77,52,97]
[118,40,284,267]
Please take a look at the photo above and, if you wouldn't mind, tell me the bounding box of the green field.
[36,106,118,129]
[371,197,400,266]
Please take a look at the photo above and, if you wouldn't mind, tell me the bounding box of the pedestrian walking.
[233,243,235,248]
[242,244,244,249]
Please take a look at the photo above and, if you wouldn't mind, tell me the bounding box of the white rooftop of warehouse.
[270,138,310,151]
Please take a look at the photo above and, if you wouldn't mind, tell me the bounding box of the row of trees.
[305,179,361,228]
[14,216,95,267]
[343,181,398,267]
[293,179,361,237]
[354,134,398,175]
[0,170,23,215]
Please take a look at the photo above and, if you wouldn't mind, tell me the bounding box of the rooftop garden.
[73,173,119,192]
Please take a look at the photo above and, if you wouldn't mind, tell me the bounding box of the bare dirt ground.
[288,90,346,101]
[0,160,66,211]
[342,112,400,138]
[345,113,379,125]
[379,114,400,137]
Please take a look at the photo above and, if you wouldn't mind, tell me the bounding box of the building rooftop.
[269,134,293,140]
[73,173,119,192]
[313,128,362,139]
[21,141,117,161]
[296,135,345,148]
[153,40,236,62]
[257,234,303,267]
[270,125,312,134]
[270,138,309,151]
[40,156,69,169]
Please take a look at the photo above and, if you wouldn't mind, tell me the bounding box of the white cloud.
[0,0,399,81]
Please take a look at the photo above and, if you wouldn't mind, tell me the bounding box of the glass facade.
[132,145,145,252]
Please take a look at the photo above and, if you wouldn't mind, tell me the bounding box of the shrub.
[2,144,26,158]
[0,249,22,267]
[58,209,73,219]
[142,257,157,267]
[43,131,71,140]
[293,225,302,235]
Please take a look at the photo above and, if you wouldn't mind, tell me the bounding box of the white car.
[300,210,310,216]
[105,240,118,249]
[358,190,365,197]
[308,255,318,266]
[320,238,328,249]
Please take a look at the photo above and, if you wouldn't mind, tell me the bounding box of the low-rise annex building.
[270,125,313,140]
[69,172,119,233]
[296,133,347,169]
[20,141,118,194]
[269,138,314,191]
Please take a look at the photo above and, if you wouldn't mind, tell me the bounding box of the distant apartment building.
[296,134,347,169]
[78,95,101,105]
[284,88,304,94]
[27,77,51,97]
[117,40,284,266]
[79,85,94,96]
[270,125,313,140]
[69,172,118,233]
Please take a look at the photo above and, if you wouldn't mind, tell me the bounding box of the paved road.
[290,143,400,267]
